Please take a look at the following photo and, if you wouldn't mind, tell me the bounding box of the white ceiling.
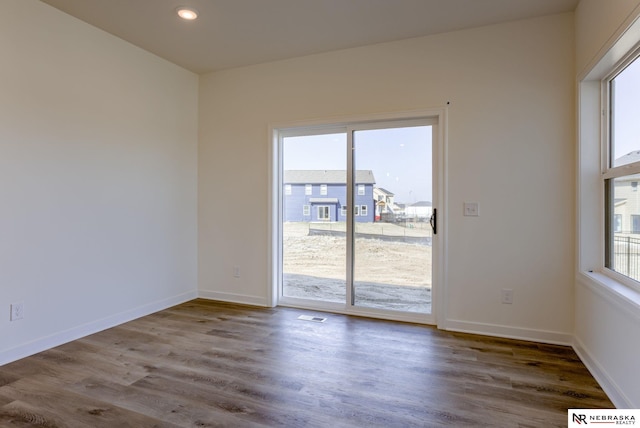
[39,0,579,74]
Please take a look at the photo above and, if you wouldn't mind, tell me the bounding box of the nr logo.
[573,413,588,424]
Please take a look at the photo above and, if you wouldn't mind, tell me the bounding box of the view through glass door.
[279,119,436,319]
[352,126,432,313]
[281,132,347,304]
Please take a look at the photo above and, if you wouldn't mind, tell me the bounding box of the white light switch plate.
[464,202,479,217]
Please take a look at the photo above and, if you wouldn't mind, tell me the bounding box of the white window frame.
[340,206,347,217]
[285,184,292,195]
[361,205,368,216]
[303,205,310,216]
[317,205,330,220]
[578,18,640,297]
[358,184,365,196]
[601,50,640,292]
[305,184,312,195]
[354,205,360,216]
[320,184,328,195]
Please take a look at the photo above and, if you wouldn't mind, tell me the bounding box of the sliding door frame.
[269,108,447,326]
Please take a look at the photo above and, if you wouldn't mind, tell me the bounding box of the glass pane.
[352,126,432,313]
[607,175,640,282]
[282,133,347,303]
[611,57,640,167]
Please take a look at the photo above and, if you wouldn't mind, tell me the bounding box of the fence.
[613,234,640,281]
[308,220,432,245]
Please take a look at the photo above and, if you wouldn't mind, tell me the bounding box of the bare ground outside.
[282,222,432,313]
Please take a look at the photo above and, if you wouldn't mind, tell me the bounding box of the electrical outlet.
[233,266,240,278]
[10,302,24,321]
[501,289,513,304]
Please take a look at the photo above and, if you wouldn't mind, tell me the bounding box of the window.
[354,205,360,216]
[317,206,330,220]
[604,54,640,284]
[358,185,365,196]
[633,215,640,234]
[361,205,368,216]
[320,184,327,195]
[285,184,292,195]
[340,206,347,217]
[305,184,312,195]
[303,205,310,216]
[615,214,622,233]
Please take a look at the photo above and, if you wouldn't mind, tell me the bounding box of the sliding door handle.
[430,208,437,235]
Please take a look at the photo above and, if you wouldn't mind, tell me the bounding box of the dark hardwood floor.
[0,299,613,427]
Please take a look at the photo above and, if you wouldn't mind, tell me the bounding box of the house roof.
[614,151,640,167]
[284,170,375,184]
[410,201,433,207]
[374,187,395,196]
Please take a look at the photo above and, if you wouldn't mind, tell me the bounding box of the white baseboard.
[0,290,197,366]
[442,318,573,346]
[573,336,633,409]
[198,290,269,307]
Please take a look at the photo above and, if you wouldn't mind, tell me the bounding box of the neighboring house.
[395,203,407,218]
[612,178,640,233]
[283,170,375,222]
[405,201,433,221]
[373,187,397,221]
[612,151,640,233]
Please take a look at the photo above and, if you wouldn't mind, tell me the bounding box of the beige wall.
[0,0,198,363]
[199,13,576,342]
[575,0,640,408]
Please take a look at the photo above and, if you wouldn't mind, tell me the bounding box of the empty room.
[1,0,639,426]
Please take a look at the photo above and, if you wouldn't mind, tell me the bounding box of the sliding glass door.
[281,132,347,304]
[352,126,432,313]
[276,116,439,322]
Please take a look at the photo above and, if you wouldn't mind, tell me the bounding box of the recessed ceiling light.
[177,7,198,20]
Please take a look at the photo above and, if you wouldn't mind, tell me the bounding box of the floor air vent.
[297,315,327,323]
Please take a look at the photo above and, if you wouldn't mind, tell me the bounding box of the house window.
[354,205,360,216]
[320,184,327,195]
[340,206,347,217]
[303,205,310,216]
[632,215,640,234]
[285,184,292,195]
[305,184,312,195]
[604,53,640,285]
[317,206,330,221]
[361,205,368,216]
[358,185,365,196]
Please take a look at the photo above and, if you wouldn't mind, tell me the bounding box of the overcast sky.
[613,56,640,162]
[283,126,432,203]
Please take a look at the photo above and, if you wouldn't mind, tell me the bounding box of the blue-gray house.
[283,170,375,222]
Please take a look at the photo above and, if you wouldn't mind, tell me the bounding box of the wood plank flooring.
[0,299,613,427]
